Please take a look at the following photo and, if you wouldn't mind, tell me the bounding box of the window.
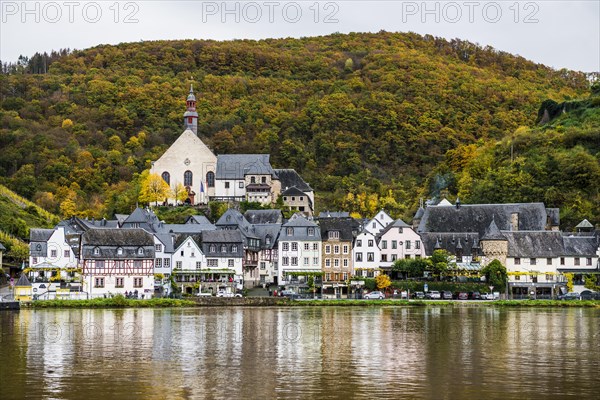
[207,171,215,188]
[546,274,554,281]
[515,258,521,265]
[51,249,57,258]
[251,176,256,184]
[515,275,521,281]
[265,235,271,245]
[291,242,298,251]
[392,241,397,249]
[260,262,266,270]
[530,258,536,265]
[334,245,340,254]
[381,240,387,249]
[156,258,162,268]
[367,253,374,262]
[391,254,397,261]
[32,257,38,264]
[228,259,234,268]
[117,247,123,255]
[196,261,202,269]
[313,257,318,265]
[176,261,182,269]
[94,277,104,287]
[304,243,309,251]
[546,258,552,265]
[161,171,170,185]
[282,257,289,266]
[356,253,363,262]
[329,231,339,239]
[575,258,580,266]
[560,257,565,265]
[209,245,216,253]
[207,259,218,267]
[96,260,105,270]
[155,244,162,252]
[64,249,70,258]
[286,227,293,236]
[304,257,309,265]
[164,258,170,268]
[334,259,340,267]
[134,260,143,269]
[225,182,230,189]
[133,277,143,288]
[406,240,411,250]
[415,241,420,249]
[372,222,376,229]
[368,240,374,247]
[308,228,315,236]
[184,170,193,186]
[586,258,592,266]
[231,245,238,253]
[282,243,289,251]
[343,259,348,267]
[325,259,331,267]
[325,245,331,254]
[291,257,298,266]
[94,247,100,255]
[313,243,318,250]
[239,182,244,188]
[138,248,144,255]
[115,277,124,288]
[343,273,348,281]
[356,240,362,247]
[221,245,227,253]
[180,251,184,257]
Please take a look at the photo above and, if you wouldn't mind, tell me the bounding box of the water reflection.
[1,307,599,399]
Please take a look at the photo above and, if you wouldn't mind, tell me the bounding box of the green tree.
[480,259,508,292]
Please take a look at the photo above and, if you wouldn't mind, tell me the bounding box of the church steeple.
[183,84,198,135]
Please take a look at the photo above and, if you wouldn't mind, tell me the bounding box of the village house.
[376,218,427,271]
[278,213,322,293]
[200,229,244,291]
[81,228,155,299]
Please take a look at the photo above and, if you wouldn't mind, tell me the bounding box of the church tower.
[183,84,198,135]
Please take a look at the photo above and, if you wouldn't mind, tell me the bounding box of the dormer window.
[117,247,123,255]
[221,245,227,253]
[265,235,271,245]
[308,228,315,236]
[137,248,144,255]
[232,245,238,252]
[93,247,100,255]
[286,227,293,236]
[209,245,216,253]
[328,231,339,239]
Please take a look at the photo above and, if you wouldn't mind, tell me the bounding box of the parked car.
[457,292,469,300]
[414,291,425,299]
[470,292,482,300]
[426,291,441,299]
[364,291,385,300]
[482,293,495,300]
[216,290,240,298]
[558,292,581,301]
[442,291,453,300]
[580,290,599,300]
[280,290,296,298]
[196,292,212,297]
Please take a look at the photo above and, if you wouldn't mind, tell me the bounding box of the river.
[1,306,599,399]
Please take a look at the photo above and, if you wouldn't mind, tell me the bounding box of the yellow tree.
[173,182,188,205]
[139,172,171,206]
[375,274,391,294]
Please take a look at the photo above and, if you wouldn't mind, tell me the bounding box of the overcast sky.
[1,1,598,72]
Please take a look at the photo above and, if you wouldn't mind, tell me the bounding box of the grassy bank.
[26,296,197,308]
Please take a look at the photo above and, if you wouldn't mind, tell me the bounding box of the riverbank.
[19,297,600,309]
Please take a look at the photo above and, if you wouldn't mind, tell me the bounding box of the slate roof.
[158,223,215,234]
[82,228,154,246]
[173,234,202,250]
[274,169,312,191]
[378,218,411,237]
[201,230,244,243]
[252,224,282,249]
[154,232,176,253]
[418,203,552,235]
[562,234,599,256]
[15,274,31,287]
[282,186,307,196]
[317,217,360,242]
[481,219,506,241]
[575,219,594,229]
[421,233,480,256]
[185,215,212,225]
[30,229,54,242]
[216,154,276,179]
[244,209,283,224]
[318,211,350,218]
[216,209,251,230]
[281,214,321,240]
[503,231,565,258]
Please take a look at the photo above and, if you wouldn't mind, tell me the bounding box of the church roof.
[216,154,276,179]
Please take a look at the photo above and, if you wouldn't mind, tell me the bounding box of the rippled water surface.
[1,307,599,399]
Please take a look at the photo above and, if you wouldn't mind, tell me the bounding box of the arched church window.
[206,171,215,188]
[184,170,193,186]
[161,171,170,185]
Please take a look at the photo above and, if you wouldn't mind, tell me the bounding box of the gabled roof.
[201,230,243,243]
[185,215,212,225]
[216,209,250,229]
[173,234,202,250]
[274,169,312,191]
[252,224,282,249]
[575,219,594,229]
[282,186,307,196]
[562,234,599,256]
[503,231,564,258]
[216,154,276,179]
[318,211,350,218]
[244,209,283,224]
[283,213,318,228]
[158,223,215,234]
[376,218,411,239]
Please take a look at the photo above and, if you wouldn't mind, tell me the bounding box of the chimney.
[511,213,519,231]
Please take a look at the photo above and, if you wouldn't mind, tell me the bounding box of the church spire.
[183,83,198,135]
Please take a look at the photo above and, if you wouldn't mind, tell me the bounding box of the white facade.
[277,215,322,284]
[84,272,154,299]
[172,236,206,273]
[378,221,426,268]
[352,231,381,278]
[364,210,394,235]
[153,236,173,277]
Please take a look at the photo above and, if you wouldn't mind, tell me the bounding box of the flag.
[200,180,204,193]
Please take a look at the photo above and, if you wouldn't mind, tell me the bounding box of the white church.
[150,86,315,215]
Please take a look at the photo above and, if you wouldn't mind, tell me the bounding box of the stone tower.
[480,217,508,266]
[183,84,198,135]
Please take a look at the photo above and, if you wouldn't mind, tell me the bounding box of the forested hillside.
[0,31,595,228]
